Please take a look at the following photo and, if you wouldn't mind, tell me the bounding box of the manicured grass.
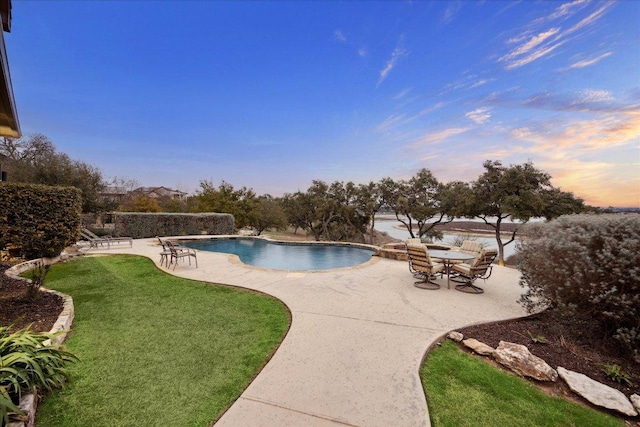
[420,340,624,427]
[36,255,290,427]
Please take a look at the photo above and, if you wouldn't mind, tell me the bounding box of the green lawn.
[421,340,624,427]
[36,255,290,427]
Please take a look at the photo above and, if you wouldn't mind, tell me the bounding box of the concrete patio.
[96,237,528,427]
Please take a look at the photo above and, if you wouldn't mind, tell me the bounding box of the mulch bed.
[0,262,63,332]
[458,308,640,398]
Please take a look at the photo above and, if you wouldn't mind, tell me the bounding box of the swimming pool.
[183,238,377,271]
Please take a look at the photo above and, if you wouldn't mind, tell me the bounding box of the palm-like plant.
[0,325,78,426]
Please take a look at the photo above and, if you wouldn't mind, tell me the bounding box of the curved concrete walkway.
[97,237,528,427]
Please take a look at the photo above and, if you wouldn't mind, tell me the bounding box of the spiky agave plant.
[0,325,78,426]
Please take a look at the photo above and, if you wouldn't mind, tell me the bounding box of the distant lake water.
[374,214,521,259]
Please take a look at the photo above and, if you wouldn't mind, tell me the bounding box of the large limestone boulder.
[558,367,638,417]
[463,338,495,356]
[494,341,558,382]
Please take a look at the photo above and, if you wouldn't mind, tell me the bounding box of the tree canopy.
[190,180,258,229]
[0,134,106,213]
[379,169,470,240]
[469,160,585,265]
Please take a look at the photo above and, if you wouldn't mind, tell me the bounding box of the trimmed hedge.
[114,212,234,238]
[517,214,640,361]
[0,183,81,259]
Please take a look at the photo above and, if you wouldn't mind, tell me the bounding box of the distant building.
[98,186,187,207]
[129,186,187,201]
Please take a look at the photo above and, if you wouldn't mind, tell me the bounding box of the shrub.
[0,183,82,260]
[0,325,77,426]
[0,183,81,298]
[114,212,234,238]
[517,214,640,361]
[446,234,480,248]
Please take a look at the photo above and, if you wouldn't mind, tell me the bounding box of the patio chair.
[157,237,190,266]
[450,248,498,294]
[406,244,445,290]
[156,237,173,267]
[166,241,198,270]
[405,238,423,277]
[82,228,132,248]
[457,240,483,264]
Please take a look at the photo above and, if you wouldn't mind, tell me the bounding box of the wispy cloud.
[502,28,560,61]
[441,2,462,25]
[470,78,495,89]
[394,88,413,100]
[564,4,610,36]
[488,88,633,114]
[574,89,613,104]
[511,110,640,152]
[410,127,470,147]
[466,108,491,124]
[501,29,565,70]
[378,36,408,87]
[548,0,589,20]
[564,51,612,70]
[377,113,407,132]
[334,29,347,43]
[333,28,368,57]
[377,102,445,132]
[440,74,498,95]
[499,2,612,70]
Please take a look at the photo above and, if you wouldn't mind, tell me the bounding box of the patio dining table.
[428,249,476,289]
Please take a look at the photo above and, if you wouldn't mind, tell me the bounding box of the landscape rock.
[557,367,638,417]
[448,331,464,342]
[631,394,640,413]
[494,341,558,382]
[462,338,495,356]
[8,392,37,427]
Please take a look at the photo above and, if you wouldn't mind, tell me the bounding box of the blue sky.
[8,0,640,207]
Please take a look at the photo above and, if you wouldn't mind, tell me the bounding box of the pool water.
[183,238,376,271]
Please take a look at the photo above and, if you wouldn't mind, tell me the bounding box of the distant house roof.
[131,186,187,199]
[0,0,19,138]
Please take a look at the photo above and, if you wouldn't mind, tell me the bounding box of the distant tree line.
[184,160,587,265]
[1,133,589,265]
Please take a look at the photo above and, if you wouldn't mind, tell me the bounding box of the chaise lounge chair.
[82,228,132,248]
[80,229,112,249]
